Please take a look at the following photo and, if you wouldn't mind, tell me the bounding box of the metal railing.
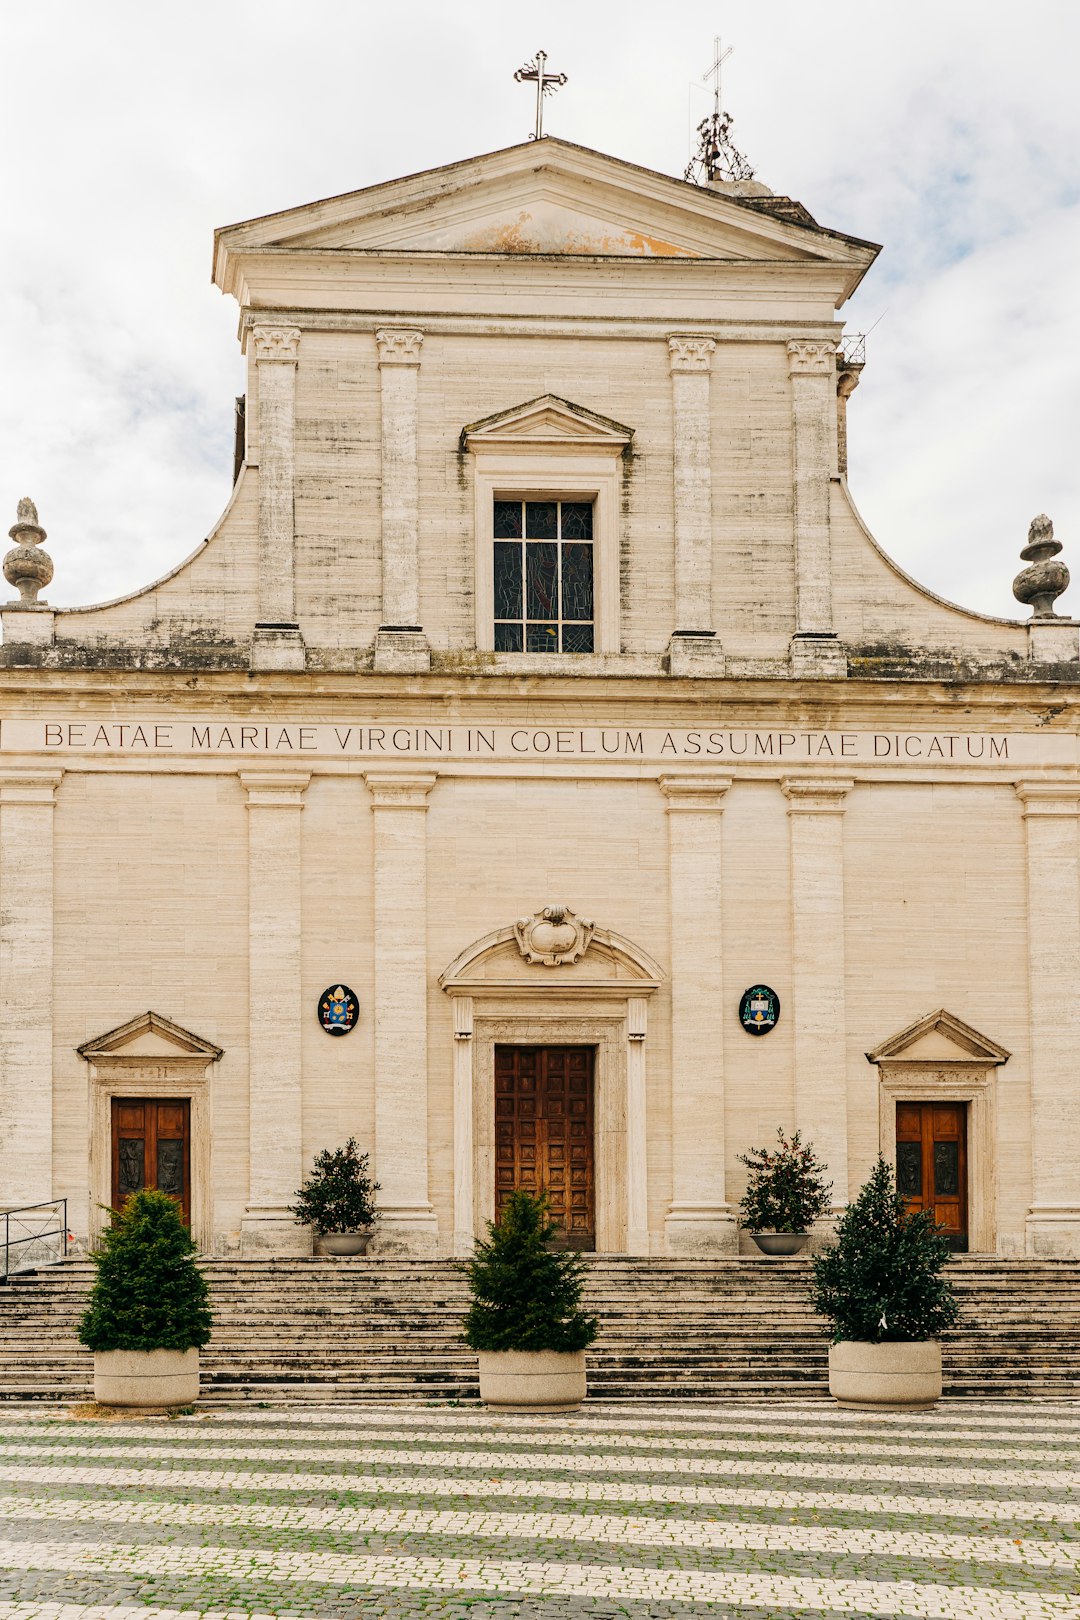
[1,1200,69,1281]
[839,332,867,366]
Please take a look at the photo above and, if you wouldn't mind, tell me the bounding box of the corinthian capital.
[252,326,301,363]
[668,335,716,373]
[376,329,424,366]
[787,340,838,376]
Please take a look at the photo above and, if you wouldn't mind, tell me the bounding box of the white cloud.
[1,0,1077,618]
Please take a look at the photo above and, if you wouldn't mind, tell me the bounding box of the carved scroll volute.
[513,905,595,966]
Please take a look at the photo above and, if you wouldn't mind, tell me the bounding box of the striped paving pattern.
[0,1404,1078,1618]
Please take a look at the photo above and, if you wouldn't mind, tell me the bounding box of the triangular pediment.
[867,1009,1010,1066]
[215,140,878,292]
[78,1010,224,1061]
[462,395,632,454]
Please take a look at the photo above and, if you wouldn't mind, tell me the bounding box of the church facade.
[2,138,1079,1261]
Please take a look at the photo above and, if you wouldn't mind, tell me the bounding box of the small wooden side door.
[111,1098,191,1225]
[895,1101,967,1251]
[494,1046,595,1250]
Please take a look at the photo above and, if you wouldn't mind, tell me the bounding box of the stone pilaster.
[782,776,854,1206]
[659,774,736,1253]
[787,340,844,676]
[626,995,650,1256]
[1016,781,1080,1255]
[239,772,310,1255]
[251,325,304,672]
[451,995,474,1257]
[0,772,62,1209]
[366,772,439,1253]
[835,364,861,478]
[374,329,430,673]
[667,336,723,673]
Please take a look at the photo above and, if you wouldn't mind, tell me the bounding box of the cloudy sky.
[2,0,1078,616]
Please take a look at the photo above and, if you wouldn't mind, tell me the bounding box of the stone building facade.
[2,138,1079,1260]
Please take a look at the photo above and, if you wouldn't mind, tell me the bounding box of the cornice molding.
[780,775,854,811]
[1015,779,1080,816]
[364,771,438,808]
[658,774,731,812]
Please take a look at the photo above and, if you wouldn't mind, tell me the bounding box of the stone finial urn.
[4,497,53,603]
[1013,514,1069,618]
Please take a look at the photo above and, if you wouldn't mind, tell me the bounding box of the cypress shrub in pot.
[810,1156,959,1409]
[462,1189,598,1412]
[78,1188,211,1407]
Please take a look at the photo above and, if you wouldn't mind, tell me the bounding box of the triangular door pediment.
[462,395,632,454]
[78,1010,223,1061]
[215,140,879,287]
[867,1009,1010,1066]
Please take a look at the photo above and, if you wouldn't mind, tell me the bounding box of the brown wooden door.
[495,1046,595,1250]
[111,1098,191,1225]
[896,1101,967,1251]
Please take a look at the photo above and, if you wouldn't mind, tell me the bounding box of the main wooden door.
[111,1098,191,1225]
[895,1101,967,1251]
[495,1046,595,1250]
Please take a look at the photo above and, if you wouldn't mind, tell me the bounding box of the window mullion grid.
[555,503,565,653]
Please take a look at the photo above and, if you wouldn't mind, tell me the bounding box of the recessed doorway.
[896,1101,967,1251]
[494,1045,595,1250]
[111,1098,191,1225]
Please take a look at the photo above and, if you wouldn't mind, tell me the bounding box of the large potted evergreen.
[462,1189,599,1412]
[291,1138,380,1254]
[737,1129,832,1255]
[78,1188,212,1407]
[810,1156,959,1409]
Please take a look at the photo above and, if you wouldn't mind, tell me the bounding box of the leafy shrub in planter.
[290,1138,380,1235]
[737,1129,832,1232]
[810,1156,960,1343]
[462,1189,599,1353]
[78,1189,212,1353]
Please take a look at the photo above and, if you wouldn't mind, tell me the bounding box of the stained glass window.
[493,499,594,652]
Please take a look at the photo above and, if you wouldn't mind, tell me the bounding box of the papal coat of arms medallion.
[318,984,359,1035]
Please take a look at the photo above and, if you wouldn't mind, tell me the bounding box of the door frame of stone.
[440,920,663,1257]
[868,1008,1010,1256]
[79,1011,222,1253]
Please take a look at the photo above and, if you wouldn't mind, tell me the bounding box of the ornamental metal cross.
[514,50,567,140]
[704,34,733,119]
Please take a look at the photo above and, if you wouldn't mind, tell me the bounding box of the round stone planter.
[93,1348,200,1408]
[750,1231,809,1257]
[828,1340,942,1410]
[321,1230,373,1256]
[477,1349,587,1413]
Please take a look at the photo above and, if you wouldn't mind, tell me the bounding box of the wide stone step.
[6,1256,1080,1404]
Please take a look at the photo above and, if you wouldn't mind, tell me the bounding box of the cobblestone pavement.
[0,1402,1078,1618]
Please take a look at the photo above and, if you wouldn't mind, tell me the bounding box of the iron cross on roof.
[514,50,567,140]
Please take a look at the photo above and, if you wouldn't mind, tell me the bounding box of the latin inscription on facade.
[1,719,1074,766]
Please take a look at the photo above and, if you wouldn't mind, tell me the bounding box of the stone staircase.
[2,1256,1080,1403]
